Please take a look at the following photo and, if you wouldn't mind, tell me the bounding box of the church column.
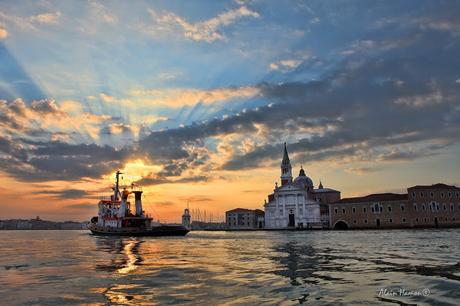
[281,195,285,217]
[275,195,279,219]
[303,195,306,217]
[295,195,299,221]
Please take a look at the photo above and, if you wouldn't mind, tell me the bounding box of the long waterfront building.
[330,184,460,229]
[225,143,460,230]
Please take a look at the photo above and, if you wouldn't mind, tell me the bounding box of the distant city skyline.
[0,1,459,221]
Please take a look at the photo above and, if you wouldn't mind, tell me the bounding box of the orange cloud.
[129,86,259,108]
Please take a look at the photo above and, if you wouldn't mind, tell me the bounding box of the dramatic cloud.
[0,140,131,182]
[146,6,259,42]
[0,98,136,182]
[37,189,89,199]
[344,167,378,176]
[0,98,128,143]
[135,173,208,186]
[128,86,260,108]
[135,21,460,175]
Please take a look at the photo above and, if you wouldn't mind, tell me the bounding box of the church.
[263,143,341,229]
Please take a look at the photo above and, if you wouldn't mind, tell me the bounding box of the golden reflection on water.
[117,241,139,274]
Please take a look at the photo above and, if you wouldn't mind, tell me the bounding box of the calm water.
[0,230,459,305]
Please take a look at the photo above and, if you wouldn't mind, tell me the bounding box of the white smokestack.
[133,191,143,216]
[118,189,129,218]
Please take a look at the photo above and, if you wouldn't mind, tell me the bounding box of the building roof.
[334,193,408,204]
[253,209,264,215]
[226,208,257,213]
[408,183,460,190]
[313,188,340,193]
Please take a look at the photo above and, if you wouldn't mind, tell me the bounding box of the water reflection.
[271,239,351,284]
[92,237,146,304]
[118,241,143,274]
[94,237,143,274]
[2,230,458,305]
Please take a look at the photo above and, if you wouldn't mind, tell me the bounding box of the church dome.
[293,167,313,189]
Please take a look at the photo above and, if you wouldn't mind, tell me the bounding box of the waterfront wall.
[0,219,86,230]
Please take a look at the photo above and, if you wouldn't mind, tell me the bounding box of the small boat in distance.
[88,171,189,236]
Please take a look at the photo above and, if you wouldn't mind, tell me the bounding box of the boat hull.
[88,224,189,237]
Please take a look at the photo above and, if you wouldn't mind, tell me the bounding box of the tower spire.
[280,142,293,186]
[282,142,290,165]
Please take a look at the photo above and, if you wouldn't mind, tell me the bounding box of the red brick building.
[226,208,265,229]
[330,183,460,229]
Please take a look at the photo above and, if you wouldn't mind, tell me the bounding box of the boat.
[88,171,190,236]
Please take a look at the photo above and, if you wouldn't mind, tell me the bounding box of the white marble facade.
[264,143,322,229]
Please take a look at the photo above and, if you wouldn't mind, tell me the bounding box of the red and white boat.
[88,171,189,236]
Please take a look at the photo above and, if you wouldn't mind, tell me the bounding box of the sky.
[1,0,460,222]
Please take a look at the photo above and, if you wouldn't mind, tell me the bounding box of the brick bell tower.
[280,142,293,186]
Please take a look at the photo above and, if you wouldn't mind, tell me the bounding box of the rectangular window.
[335,208,338,214]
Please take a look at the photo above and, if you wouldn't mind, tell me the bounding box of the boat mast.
[114,170,122,202]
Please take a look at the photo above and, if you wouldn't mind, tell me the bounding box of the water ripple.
[0,229,459,305]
